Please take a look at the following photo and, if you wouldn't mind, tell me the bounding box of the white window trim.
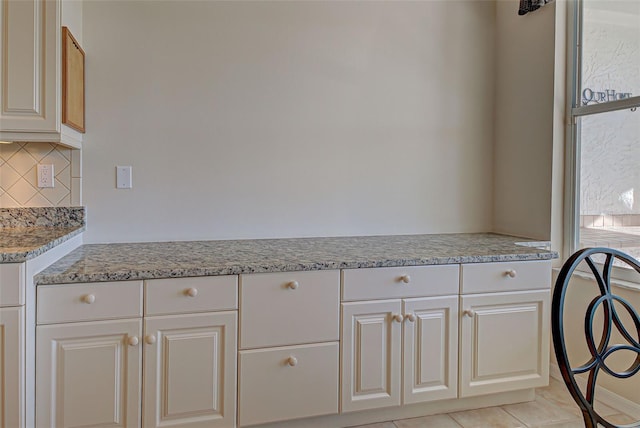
[565,0,640,283]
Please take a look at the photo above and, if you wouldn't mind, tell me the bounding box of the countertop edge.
[0,226,85,263]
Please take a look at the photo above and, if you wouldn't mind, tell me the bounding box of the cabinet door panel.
[0,0,58,132]
[0,307,24,428]
[403,296,458,404]
[143,312,237,428]
[460,290,550,397]
[36,319,142,428]
[341,300,401,413]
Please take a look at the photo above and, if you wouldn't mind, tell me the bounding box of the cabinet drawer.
[145,275,237,316]
[240,270,339,349]
[341,265,459,302]
[238,342,339,426]
[0,263,25,307]
[37,281,142,324]
[461,260,551,294]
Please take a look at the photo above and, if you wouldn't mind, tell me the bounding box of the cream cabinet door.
[459,290,550,397]
[36,319,142,428]
[403,296,458,404]
[341,300,402,413]
[0,307,24,428]
[143,312,237,428]
[0,0,58,133]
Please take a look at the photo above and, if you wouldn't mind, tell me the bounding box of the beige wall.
[493,1,557,241]
[80,0,496,243]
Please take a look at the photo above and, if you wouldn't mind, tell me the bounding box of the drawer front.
[0,263,25,307]
[240,270,339,349]
[341,265,459,302]
[37,281,142,324]
[238,342,339,426]
[461,260,551,294]
[145,275,237,316]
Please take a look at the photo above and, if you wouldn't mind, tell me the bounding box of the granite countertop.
[35,233,557,285]
[0,207,85,263]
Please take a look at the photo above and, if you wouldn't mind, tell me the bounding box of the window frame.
[565,0,640,280]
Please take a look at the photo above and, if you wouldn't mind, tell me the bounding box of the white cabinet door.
[341,300,402,413]
[459,290,550,397]
[143,312,237,428]
[36,319,142,428]
[403,296,458,404]
[0,306,24,428]
[0,0,58,133]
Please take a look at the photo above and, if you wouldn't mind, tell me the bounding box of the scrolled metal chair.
[552,247,640,428]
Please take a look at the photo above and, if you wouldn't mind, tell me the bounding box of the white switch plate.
[116,166,132,189]
[37,164,55,188]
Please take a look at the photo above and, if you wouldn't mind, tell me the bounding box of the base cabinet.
[459,290,550,397]
[341,295,458,413]
[0,306,24,428]
[35,278,238,428]
[35,319,142,428]
[143,312,237,428]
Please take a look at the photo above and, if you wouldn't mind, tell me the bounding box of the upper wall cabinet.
[0,0,83,149]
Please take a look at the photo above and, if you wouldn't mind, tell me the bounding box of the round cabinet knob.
[287,281,299,290]
[406,313,416,322]
[286,356,298,367]
[127,336,139,346]
[185,287,198,297]
[393,314,404,323]
[505,269,517,278]
[399,275,411,284]
[145,335,156,345]
[463,309,475,318]
[81,294,96,304]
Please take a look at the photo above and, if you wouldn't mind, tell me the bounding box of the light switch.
[116,166,132,189]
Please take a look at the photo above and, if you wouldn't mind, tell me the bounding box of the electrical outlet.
[37,164,55,188]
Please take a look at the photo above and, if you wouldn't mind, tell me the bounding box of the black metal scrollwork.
[552,247,640,428]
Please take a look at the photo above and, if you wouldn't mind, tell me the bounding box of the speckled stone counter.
[35,233,557,285]
[0,207,85,263]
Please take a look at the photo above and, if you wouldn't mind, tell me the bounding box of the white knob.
[185,287,198,297]
[505,269,517,278]
[393,314,404,323]
[399,275,411,284]
[463,309,475,318]
[286,356,298,366]
[406,313,416,322]
[81,294,95,304]
[287,281,299,290]
[127,336,139,346]
[145,335,156,345]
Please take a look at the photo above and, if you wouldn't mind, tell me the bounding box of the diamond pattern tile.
[0,142,74,208]
[23,142,55,162]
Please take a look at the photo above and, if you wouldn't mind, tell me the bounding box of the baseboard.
[549,363,640,419]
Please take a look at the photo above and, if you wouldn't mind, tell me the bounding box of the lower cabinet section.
[143,312,237,428]
[459,290,550,397]
[0,306,24,428]
[341,296,458,413]
[35,319,142,428]
[238,342,339,427]
[31,261,551,427]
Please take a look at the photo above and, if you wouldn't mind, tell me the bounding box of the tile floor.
[349,378,637,428]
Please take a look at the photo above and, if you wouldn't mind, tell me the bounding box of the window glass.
[580,0,640,106]
[579,108,640,260]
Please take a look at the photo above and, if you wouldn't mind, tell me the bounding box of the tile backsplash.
[0,142,81,208]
